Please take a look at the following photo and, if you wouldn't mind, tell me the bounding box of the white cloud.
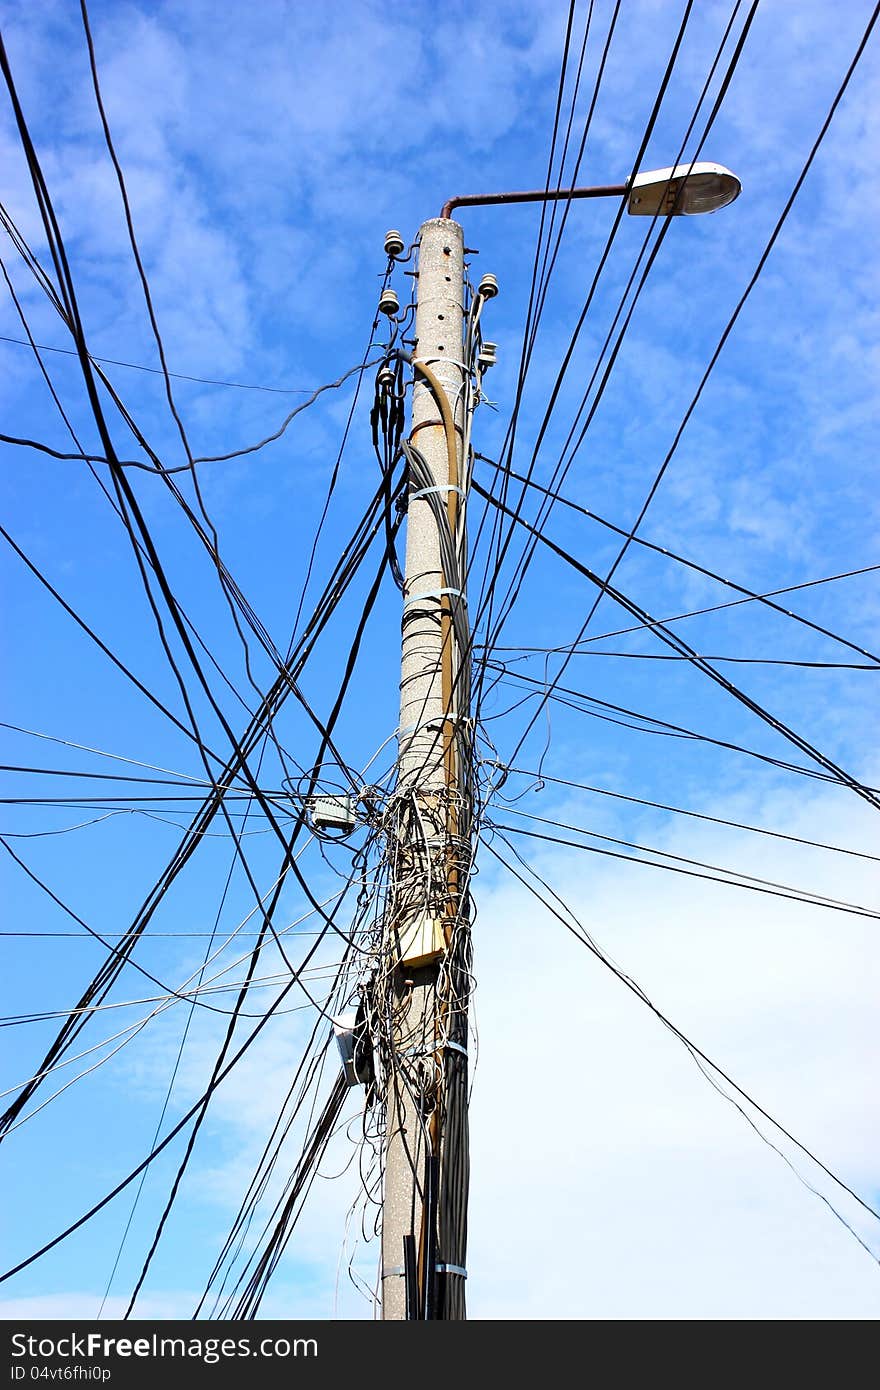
[465,775,880,1317]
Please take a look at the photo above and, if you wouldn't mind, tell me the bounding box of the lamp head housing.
[627,162,741,216]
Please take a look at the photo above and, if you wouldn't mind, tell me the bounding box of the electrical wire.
[482,668,880,791]
[0,331,317,393]
[473,481,880,809]
[498,766,880,862]
[0,469,402,1133]
[501,650,878,669]
[491,811,880,921]
[476,457,880,665]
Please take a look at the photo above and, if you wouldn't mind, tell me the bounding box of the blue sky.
[0,0,878,1319]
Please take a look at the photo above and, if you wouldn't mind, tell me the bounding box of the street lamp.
[439,160,741,219]
[627,161,741,215]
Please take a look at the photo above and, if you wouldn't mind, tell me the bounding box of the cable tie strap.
[403,587,466,609]
[409,483,466,502]
[435,1264,467,1279]
[445,1040,468,1058]
[381,1265,405,1279]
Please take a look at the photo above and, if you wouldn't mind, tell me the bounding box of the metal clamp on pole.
[409,483,467,502]
[402,586,466,609]
[396,714,458,741]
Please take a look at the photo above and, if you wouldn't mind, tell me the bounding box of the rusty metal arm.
[440,183,628,220]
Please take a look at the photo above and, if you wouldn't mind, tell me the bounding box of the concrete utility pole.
[373,161,741,1320]
[380,217,471,1320]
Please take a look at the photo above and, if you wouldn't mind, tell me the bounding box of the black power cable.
[477,455,880,665]
[483,667,880,792]
[473,478,880,810]
[497,765,880,863]
[491,816,880,922]
[0,450,400,1135]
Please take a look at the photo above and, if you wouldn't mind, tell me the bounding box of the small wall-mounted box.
[396,911,446,968]
[332,1010,373,1087]
[311,794,356,834]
